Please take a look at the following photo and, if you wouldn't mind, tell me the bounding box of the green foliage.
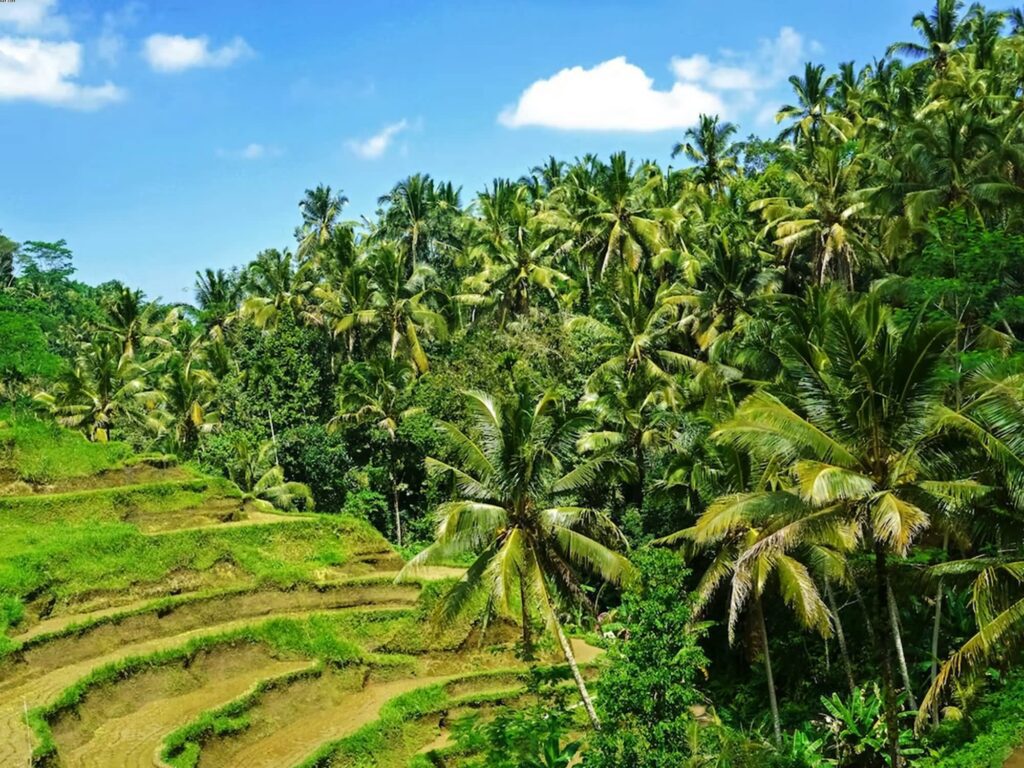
[451,669,580,768]
[587,548,708,768]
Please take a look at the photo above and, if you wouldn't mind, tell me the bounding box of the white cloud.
[217,142,281,160]
[500,27,816,132]
[673,27,809,97]
[347,119,409,159]
[0,36,124,109]
[96,2,141,66]
[143,33,253,73]
[499,57,724,132]
[0,0,69,36]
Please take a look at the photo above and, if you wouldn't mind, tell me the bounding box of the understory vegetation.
[8,1,1024,764]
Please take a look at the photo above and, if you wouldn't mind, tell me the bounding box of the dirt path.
[64,659,314,768]
[0,604,409,767]
[1005,748,1024,767]
[142,511,316,536]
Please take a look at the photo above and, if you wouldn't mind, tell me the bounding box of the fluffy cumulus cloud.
[499,57,723,132]
[671,27,812,123]
[500,27,816,132]
[347,119,409,159]
[143,34,253,73]
[0,0,124,110]
[0,37,124,108]
[0,0,69,35]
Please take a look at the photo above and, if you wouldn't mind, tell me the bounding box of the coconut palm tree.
[298,184,348,257]
[227,440,314,512]
[889,0,970,71]
[579,152,664,276]
[776,63,848,147]
[335,243,447,374]
[332,358,419,545]
[752,142,873,287]
[35,338,159,442]
[672,114,739,194]
[194,268,242,330]
[401,386,634,730]
[460,185,570,322]
[700,290,979,764]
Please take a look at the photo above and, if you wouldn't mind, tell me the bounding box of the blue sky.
[0,0,924,301]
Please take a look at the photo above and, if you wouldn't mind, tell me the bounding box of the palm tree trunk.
[873,544,902,767]
[929,532,949,727]
[825,580,857,696]
[388,461,402,547]
[545,592,600,730]
[887,578,918,711]
[755,596,782,747]
[518,573,534,660]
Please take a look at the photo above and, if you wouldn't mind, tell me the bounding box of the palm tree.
[159,353,218,452]
[579,153,664,276]
[227,440,314,512]
[657,452,850,746]
[401,386,634,729]
[776,63,847,147]
[752,143,873,287]
[336,244,447,374]
[35,338,158,441]
[194,268,242,330]
[332,358,419,545]
[672,114,739,194]
[461,184,570,322]
[702,291,975,764]
[298,184,348,257]
[101,286,170,359]
[889,0,969,71]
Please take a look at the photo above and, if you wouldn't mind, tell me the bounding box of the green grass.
[919,673,1024,768]
[296,670,531,768]
[29,610,418,766]
[0,410,136,483]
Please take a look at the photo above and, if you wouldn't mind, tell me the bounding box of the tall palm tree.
[579,152,664,276]
[35,338,158,441]
[101,286,170,359]
[159,353,219,452]
[461,185,570,322]
[298,184,348,257]
[401,386,634,729]
[194,268,242,330]
[702,291,975,764]
[336,244,447,374]
[776,63,848,147]
[752,143,873,287]
[889,0,969,71]
[672,114,739,194]
[332,358,419,545]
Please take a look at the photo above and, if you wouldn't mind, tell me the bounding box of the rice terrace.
[7,0,1024,766]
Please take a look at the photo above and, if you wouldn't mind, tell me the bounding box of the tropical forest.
[5,1,1024,766]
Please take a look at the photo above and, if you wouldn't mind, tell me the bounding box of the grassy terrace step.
[0,580,423,691]
[160,642,544,768]
[296,672,536,768]
[0,506,392,645]
[17,610,417,767]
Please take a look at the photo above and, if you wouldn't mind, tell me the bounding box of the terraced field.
[0,417,596,767]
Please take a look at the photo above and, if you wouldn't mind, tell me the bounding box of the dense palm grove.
[8,1,1024,764]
